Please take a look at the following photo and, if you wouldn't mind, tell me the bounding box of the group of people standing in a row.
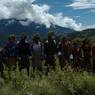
[0,32,95,79]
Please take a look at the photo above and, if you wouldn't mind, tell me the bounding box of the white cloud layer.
[66,0,95,30]
[81,24,95,30]
[0,0,83,31]
[0,0,95,31]
[66,0,95,11]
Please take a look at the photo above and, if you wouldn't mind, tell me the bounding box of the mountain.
[0,19,95,46]
[67,28,95,40]
[0,19,47,39]
[0,19,75,40]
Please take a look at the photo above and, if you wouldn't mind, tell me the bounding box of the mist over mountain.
[0,19,94,46]
[0,19,75,39]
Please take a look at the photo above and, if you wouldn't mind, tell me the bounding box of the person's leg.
[93,58,95,73]
[0,61,5,79]
[87,56,91,72]
[18,59,22,76]
[59,55,65,70]
[27,66,29,76]
[8,67,11,79]
[44,56,49,75]
[32,57,36,74]
[13,58,17,78]
[0,71,4,78]
[26,58,30,76]
[7,58,12,79]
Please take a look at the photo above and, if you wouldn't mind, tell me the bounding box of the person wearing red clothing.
[58,37,71,70]
[92,43,95,73]
[82,39,92,72]
[72,41,82,70]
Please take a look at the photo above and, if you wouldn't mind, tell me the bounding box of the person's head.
[32,33,40,43]
[74,39,80,45]
[60,36,67,43]
[21,32,27,40]
[8,34,16,42]
[48,31,54,41]
[8,36,11,41]
[92,40,95,46]
[83,38,90,44]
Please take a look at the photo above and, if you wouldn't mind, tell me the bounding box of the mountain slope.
[67,29,95,39]
[0,19,75,39]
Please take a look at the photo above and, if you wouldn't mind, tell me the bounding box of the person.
[44,32,57,73]
[58,37,71,69]
[72,41,82,70]
[0,48,5,79]
[31,34,44,73]
[92,42,95,73]
[4,35,17,79]
[58,37,67,69]
[82,39,92,72]
[17,32,31,76]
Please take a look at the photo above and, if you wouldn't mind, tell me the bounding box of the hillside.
[67,29,95,40]
[0,19,94,44]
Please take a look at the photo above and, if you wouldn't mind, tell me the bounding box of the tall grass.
[0,66,95,95]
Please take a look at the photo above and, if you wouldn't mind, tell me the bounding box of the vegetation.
[1,66,95,95]
[67,29,95,41]
[0,28,95,95]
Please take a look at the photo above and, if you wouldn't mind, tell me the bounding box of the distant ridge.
[0,19,75,39]
[67,28,95,39]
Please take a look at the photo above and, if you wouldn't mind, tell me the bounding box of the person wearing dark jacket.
[58,37,71,70]
[82,39,92,72]
[92,42,95,73]
[44,32,57,73]
[4,35,17,79]
[72,41,82,70]
[0,48,5,79]
[17,32,31,76]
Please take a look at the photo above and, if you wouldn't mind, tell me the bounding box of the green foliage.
[0,67,95,95]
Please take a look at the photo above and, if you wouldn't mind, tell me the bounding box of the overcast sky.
[0,0,95,31]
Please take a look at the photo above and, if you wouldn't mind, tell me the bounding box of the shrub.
[0,67,95,95]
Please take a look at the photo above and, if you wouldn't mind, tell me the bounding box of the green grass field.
[1,64,95,95]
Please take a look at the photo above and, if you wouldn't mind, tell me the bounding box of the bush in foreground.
[0,67,95,95]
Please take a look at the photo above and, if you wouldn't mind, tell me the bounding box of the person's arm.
[16,43,21,60]
[57,42,62,56]
[53,40,58,54]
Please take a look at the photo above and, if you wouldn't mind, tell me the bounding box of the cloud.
[90,9,95,12]
[81,24,95,30]
[66,0,95,11]
[0,0,82,30]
